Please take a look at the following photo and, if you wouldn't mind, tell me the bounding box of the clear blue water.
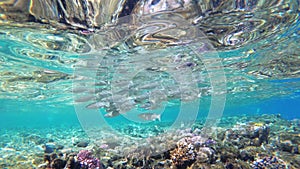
[1,93,299,129]
[0,16,299,133]
[0,0,300,167]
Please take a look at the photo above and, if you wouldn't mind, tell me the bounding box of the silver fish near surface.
[96,90,112,97]
[74,95,94,102]
[86,101,110,109]
[136,82,161,90]
[72,87,88,93]
[133,93,150,101]
[138,113,161,121]
[104,111,120,118]
[117,100,136,114]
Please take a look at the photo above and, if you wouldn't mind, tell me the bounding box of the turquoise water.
[1,13,300,139]
[1,93,299,129]
[0,1,300,168]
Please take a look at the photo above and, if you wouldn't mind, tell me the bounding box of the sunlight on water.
[0,0,300,168]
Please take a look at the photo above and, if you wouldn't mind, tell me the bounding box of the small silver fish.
[104,111,120,118]
[72,87,88,93]
[137,82,161,90]
[74,95,94,102]
[138,113,161,121]
[133,93,150,101]
[86,101,109,109]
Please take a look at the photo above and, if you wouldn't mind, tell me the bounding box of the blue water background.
[1,93,299,130]
[0,17,299,131]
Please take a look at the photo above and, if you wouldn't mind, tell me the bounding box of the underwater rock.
[51,158,66,169]
[170,134,217,168]
[65,155,81,169]
[252,156,288,169]
[60,148,73,154]
[219,145,239,163]
[37,162,48,169]
[131,157,144,167]
[222,122,270,148]
[238,150,254,161]
[40,152,84,169]
[191,162,225,169]
[196,147,216,163]
[279,140,294,152]
[271,131,300,154]
[291,155,300,168]
[225,160,252,169]
[28,134,47,145]
[278,140,299,154]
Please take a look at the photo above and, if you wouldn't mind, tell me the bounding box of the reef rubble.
[0,114,299,169]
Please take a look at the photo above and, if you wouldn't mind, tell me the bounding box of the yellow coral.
[248,122,264,127]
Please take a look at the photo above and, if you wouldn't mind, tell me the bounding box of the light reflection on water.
[0,0,299,109]
[0,0,299,166]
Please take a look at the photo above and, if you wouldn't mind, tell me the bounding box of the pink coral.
[77,150,101,169]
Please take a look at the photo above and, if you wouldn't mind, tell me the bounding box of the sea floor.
[0,114,299,169]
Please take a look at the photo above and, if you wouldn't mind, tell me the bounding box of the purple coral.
[252,156,287,169]
[77,150,101,169]
[204,138,216,147]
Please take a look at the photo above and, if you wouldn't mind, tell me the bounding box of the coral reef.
[38,150,102,169]
[221,121,270,148]
[1,114,300,169]
[39,152,80,169]
[77,150,101,169]
[252,156,288,169]
[170,135,216,168]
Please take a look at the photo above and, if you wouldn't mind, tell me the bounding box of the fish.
[117,100,136,113]
[138,113,161,121]
[136,82,161,90]
[95,80,108,86]
[72,87,88,93]
[104,111,120,118]
[96,90,112,97]
[74,95,94,102]
[100,94,124,102]
[133,93,150,101]
[86,101,109,109]
[167,89,181,97]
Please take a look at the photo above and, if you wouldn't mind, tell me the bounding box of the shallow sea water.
[0,0,300,168]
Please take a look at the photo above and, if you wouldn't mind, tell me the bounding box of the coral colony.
[77,150,101,169]
[2,114,299,168]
